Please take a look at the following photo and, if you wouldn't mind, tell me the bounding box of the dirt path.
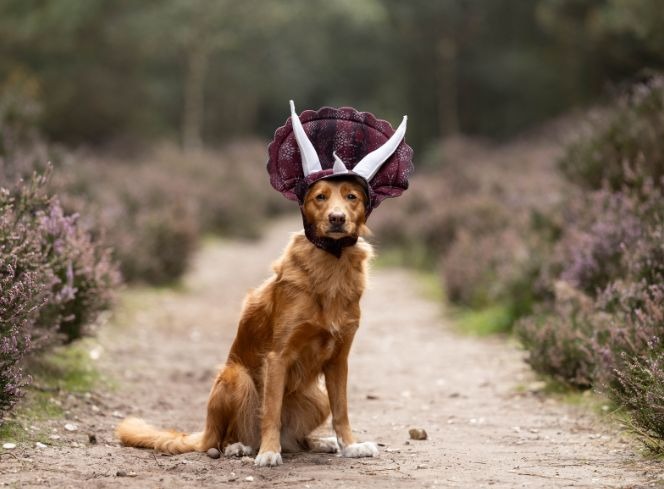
[2,216,661,488]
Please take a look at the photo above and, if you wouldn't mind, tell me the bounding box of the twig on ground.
[513,471,580,482]
[0,452,21,462]
[152,452,164,469]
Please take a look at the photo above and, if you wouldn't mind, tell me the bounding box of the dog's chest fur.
[273,233,374,391]
[276,232,373,326]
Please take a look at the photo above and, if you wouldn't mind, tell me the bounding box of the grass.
[0,341,104,444]
[29,343,101,393]
[454,304,513,336]
[373,246,445,303]
[373,243,436,270]
[0,419,36,442]
[414,270,445,303]
[515,376,623,418]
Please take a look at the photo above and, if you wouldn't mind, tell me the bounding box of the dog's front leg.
[255,352,286,467]
[324,347,379,459]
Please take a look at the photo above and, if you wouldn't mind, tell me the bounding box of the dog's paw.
[340,441,379,458]
[254,451,283,467]
[224,442,253,457]
[308,436,339,453]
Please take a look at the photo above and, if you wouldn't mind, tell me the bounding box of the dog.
[116,177,379,466]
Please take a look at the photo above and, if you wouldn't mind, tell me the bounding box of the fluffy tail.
[116,417,204,454]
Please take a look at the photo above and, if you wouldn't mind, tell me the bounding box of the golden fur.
[117,179,375,463]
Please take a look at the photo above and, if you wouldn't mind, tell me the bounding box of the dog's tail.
[116,417,204,454]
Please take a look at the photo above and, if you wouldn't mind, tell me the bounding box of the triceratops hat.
[267,100,414,256]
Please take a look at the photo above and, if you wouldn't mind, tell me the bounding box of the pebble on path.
[408,428,428,440]
[207,447,221,459]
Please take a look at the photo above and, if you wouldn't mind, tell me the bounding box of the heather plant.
[0,187,51,413]
[559,76,664,193]
[47,149,199,285]
[514,79,664,448]
[372,134,564,330]
[516,281,599,389]
[591,286,664,451]
[12,172,119,341]
[611,341,664,452]
[4,129,293,287]
[547,189,644,297]
[0,269,36,413]
[113,199,198,285]
[370,174,454,266]
[0,172,119,415]
[518,184,663,388]
[592,213,664,448]
[52,141,291,285]
[35,200,119,340]
[443,225,536,311]
[148,142,292,239]
[595,285,664,385]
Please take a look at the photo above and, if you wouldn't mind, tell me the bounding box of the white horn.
[332,152,348,174]
[353,115,407,181]
[290,100,322,176]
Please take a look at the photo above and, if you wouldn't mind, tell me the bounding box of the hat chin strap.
[290,100,407,181]
[301,209,358,258]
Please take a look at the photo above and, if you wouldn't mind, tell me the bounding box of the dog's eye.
[315,193,326,201]
[346,194,357,200]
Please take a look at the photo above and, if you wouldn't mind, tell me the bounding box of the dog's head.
[302,178,369,240]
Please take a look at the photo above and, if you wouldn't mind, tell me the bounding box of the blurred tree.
[536,0,664,98]
[206,0,394,143]
[1,0,663,151]
[0,0,153,144]
[384,0,481,138]
[125,0,279,152]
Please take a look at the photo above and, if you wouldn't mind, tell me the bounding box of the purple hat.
[267,101,414,216]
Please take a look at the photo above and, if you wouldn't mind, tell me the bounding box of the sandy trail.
[1,216,660,488]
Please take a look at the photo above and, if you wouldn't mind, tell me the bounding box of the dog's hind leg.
[202,363,261,454]
[306,435,340,453]
[280,383,331,453]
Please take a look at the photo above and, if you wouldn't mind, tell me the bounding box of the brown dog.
[117,178,379,466]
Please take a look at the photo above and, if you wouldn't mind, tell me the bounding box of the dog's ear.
[358,223,372,238]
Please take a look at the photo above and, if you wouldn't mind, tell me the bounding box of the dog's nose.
[328,212,346,225]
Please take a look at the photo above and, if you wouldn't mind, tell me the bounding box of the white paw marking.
[310,436,339,453]
[224,442,253,457]
[254,450,283,467]
[340,441,379,458]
